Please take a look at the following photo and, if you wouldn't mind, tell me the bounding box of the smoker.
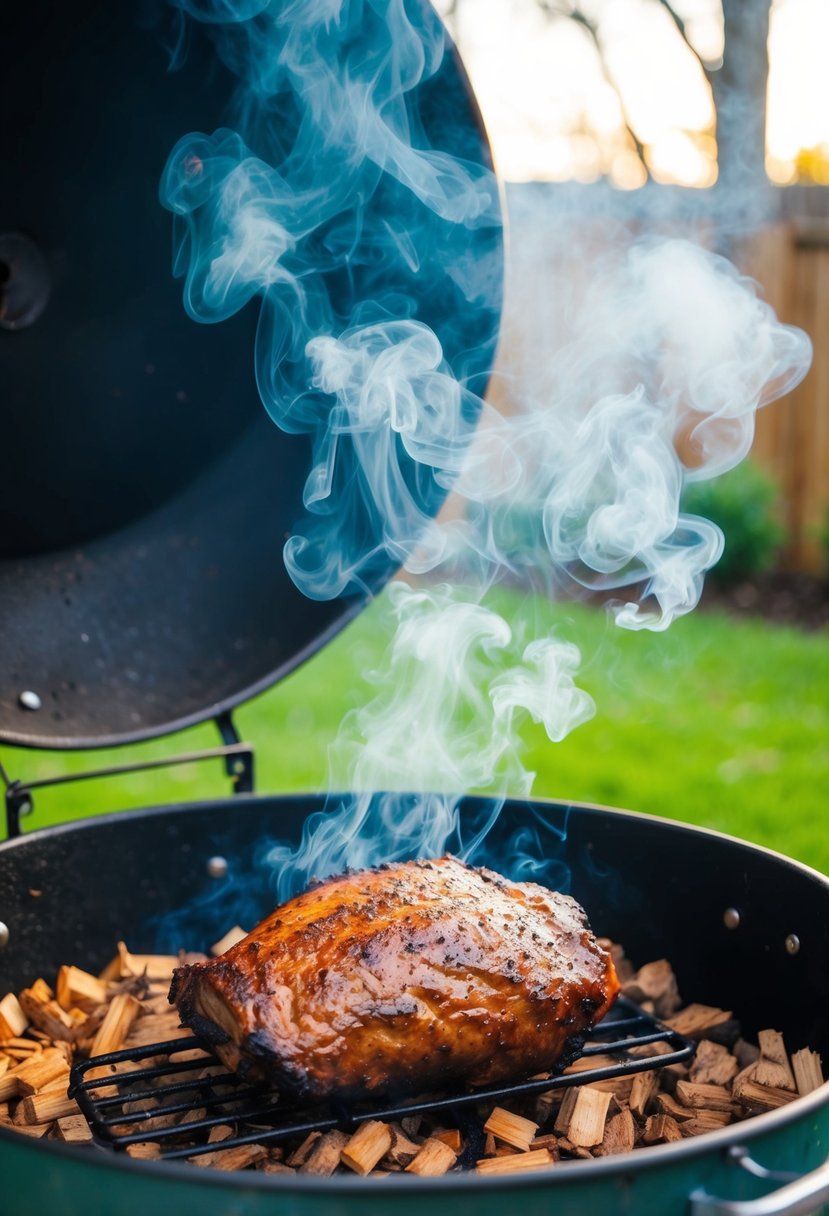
[2,3,829,1214]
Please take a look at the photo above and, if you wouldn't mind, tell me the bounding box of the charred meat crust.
[169,856,620,1101]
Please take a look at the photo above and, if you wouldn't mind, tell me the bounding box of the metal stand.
[1,713,255,839]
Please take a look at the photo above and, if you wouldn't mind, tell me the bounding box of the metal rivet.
[207,856,228,879]
[0,922,9,951]
[785,934,801,956]
[723,907,741,930]
[18,690,42,711]
[232,760,246,776]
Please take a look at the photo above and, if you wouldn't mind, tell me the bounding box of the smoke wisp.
[158,0,811,895]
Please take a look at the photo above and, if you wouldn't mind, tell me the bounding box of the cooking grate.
[69,997,695,1162]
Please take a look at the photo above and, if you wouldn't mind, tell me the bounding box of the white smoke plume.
[158,0,811,892]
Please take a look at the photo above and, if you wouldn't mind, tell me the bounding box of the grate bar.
[91,1075,257,1113]
[98,1087,268,1128]
[581,1030,678,1054]
[69,996,695,1163]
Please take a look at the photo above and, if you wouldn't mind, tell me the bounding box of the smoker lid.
[0,2,502,749]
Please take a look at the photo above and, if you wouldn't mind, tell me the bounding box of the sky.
[436,0,829,187]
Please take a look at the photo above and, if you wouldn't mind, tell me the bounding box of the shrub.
[682,460,786,585]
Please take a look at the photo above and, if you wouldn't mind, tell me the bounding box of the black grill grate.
[69,997,695,1163]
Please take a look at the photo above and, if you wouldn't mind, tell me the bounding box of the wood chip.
[678,1109,734,1136]
[553,1088,580,1135]
[733,1078,799,1113]
[665,1005,733,1039]
[405,1137,458,1176]
[431,1128,462,1154]
[556,1136,593,1159]
[688,1040,739,1087]
[755,1030,796,1092]
[674,1081,733,1112]
[18,982,78,1043]
[622,960,680,1018]
[567,1088,613,1148]
[286,1131,322,1166]
[758,1029,792,1068]
[594,1108,636,1157]
[90,994,141,1057]
[126,1013,190,1047]
[484,1106,539,1151]
[340,1121,392,1176]
[792,1048,824,1096]
[382,1122,422,1167]
[210,927,248,957]
[0,1037,41,1060]
[126,1142,162,1159]
[299,1130,349,1176]
[55,1114,94,1143]
[207,1124,235,1144]
[117,943,179,983]
[596,1076,637,1101]
[0,994,29,1039]
[629,1070,659,1118]
[0,1069,37,1105]
[6,1121,50,1138]
[56,966,108,1013]
[529,1133,561,1157]
[642,1114,683,1144]
[476,1148,553,1175]
[656,1092,695,1122]
[564,1053,620,1075]
[12,1048,70,1097]
[18,1089,78,1124]
[191,1144,268,1171]
[2,936,823,1176]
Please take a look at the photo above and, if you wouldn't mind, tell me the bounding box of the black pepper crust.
[170,856,620,1101]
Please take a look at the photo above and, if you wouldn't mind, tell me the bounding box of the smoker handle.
[690,1154,829,1216]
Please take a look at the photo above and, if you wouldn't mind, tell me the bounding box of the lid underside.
[0,1,503,748]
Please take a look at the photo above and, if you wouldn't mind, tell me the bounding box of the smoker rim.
[1,795,827,1192]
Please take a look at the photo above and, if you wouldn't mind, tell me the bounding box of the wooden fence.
[494,185,829,573]
[741,218,829,571]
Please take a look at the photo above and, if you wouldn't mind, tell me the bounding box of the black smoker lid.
[0,1,502,749]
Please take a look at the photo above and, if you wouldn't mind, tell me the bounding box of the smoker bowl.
[1,795,828,1215]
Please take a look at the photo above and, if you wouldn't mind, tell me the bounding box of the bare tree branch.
[561,7,650,174]
[653,0,711,77]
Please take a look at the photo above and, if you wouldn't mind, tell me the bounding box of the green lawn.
[3,588,828,876]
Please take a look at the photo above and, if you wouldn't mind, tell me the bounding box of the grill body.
[1,795,828,1214]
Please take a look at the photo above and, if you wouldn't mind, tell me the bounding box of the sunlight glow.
[767,0,829,183]
[438,0,826,187]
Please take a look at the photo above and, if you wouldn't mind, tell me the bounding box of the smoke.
[157,0,811,894]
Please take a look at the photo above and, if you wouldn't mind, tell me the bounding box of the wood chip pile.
[0,936,824,1177]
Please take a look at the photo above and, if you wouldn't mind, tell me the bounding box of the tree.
[446,0,775,205]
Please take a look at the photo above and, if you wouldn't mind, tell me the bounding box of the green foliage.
[682,460,786,585]
[4,589,828,877]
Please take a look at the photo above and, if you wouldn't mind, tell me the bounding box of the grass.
[3,588,828,876]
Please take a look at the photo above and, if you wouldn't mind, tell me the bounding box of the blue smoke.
[159,0,502,600]
[152,1,811,909]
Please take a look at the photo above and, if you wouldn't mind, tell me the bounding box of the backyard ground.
[2,587,827,877]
